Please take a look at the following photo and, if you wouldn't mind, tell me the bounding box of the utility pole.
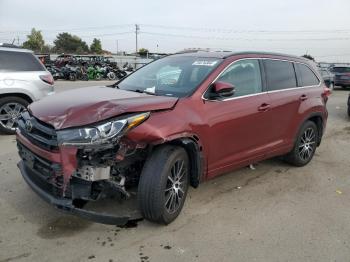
[135,24,140,55]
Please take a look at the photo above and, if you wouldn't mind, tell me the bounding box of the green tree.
[22,28,45,52]
[302,54,315,61]
[138,48,149,57]
[90,38,103,54]
[53,33,89,54]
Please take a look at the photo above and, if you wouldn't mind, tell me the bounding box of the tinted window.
[0,51,45,72]
[264,60,297,91]
[297,64,320,86]
[331,67,350,73]
[216,59,262,97]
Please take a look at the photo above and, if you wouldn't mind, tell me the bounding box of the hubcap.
[298,127,316,161]
[0,102,25,131]
[164,160,187,214]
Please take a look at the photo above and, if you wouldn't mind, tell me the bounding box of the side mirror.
[212,81,235,97]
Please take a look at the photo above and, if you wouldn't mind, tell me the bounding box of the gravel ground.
[0,82,350,262]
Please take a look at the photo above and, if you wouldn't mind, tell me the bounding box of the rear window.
[296,64,320,86]
[264,60,297,91]
[0,51,45,72]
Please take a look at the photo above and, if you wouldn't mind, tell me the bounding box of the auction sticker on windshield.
[192,60,218,66]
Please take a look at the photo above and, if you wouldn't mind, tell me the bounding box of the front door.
[202,59,273,177]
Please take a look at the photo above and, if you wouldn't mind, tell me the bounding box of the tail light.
[40,74,54,85]
[322,86,331,103]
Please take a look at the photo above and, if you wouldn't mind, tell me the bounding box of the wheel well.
[307,115,323,146]
[0,93,33,103]
[161,138,203,188]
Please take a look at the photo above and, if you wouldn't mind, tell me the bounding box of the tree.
[138,48,149,57]
[53,33,89,54]
[22,28,45,52]
[90,38,103,54]
[302,54,315,61]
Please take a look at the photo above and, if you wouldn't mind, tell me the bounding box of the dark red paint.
[20,52,328,184]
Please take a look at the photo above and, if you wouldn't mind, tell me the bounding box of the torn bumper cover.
[18,161,142,225]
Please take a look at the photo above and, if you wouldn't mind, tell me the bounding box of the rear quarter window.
[296,63,320,87]
[264,59,297,91]
[0,51,45,72]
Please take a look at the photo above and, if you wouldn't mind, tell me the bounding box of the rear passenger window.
[216,59,262,98]
[0,51,45,72]
[296,63,320,86]
[264,60,297,91]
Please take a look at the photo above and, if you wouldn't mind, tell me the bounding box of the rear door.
[263,59,317,149]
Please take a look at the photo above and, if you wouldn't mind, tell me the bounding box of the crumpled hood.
[28,86,178,129]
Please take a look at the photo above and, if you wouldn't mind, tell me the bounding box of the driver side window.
[217,59,263,98]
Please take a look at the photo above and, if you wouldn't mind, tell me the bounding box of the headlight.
[57,112,150,146]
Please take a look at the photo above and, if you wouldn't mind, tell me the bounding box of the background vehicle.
[16,51,329,225]
[0,44,54,134]
[348,94,350,117]
[330,66,350,88]
[318,68,334,90]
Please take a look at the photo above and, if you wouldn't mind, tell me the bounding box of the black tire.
[347,106,350,117]
[0,96,29,135]
[285,121,318,167]
[69,73,77,81]
[138,145,189,224]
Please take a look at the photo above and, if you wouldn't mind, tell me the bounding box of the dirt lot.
[1,81,350,262]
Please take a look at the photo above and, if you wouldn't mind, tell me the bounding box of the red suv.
[16,51,329,225]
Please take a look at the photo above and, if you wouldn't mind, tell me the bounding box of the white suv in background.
[0,44,54,134]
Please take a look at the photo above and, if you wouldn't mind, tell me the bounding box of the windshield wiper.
[133,89,156,96]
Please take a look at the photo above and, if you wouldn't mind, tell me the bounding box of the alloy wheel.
[0,102,25,131]
[298,127,316,161]
[164,159,187,214]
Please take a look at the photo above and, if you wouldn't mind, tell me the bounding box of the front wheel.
[347,106,350,117]
[138,145,189,224]
[284,121,318,166]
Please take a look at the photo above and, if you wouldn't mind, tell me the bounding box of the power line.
[140,31,350,41]
[0,24,134,34]
[140,24,350,34]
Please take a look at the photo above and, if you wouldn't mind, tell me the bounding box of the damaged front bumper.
[18,161,142,225]
[16,124,143,226]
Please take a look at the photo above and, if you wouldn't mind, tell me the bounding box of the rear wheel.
[138,145,189,224]
[285,121,318,166]
[0,97,28,134]
[347,106,350,117]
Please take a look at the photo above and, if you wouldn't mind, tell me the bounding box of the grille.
[17,111,58,151]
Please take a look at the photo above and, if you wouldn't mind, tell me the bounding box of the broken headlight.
[57,112,150,146]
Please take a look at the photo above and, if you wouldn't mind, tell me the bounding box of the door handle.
[258,103,270,112]
[300,94,308,101]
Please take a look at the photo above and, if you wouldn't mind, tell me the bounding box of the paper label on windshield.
[192,60,218,67]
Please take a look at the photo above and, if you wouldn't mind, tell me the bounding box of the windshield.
[117,56,221,97]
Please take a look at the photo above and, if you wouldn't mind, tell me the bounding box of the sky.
[1,0,350,62]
